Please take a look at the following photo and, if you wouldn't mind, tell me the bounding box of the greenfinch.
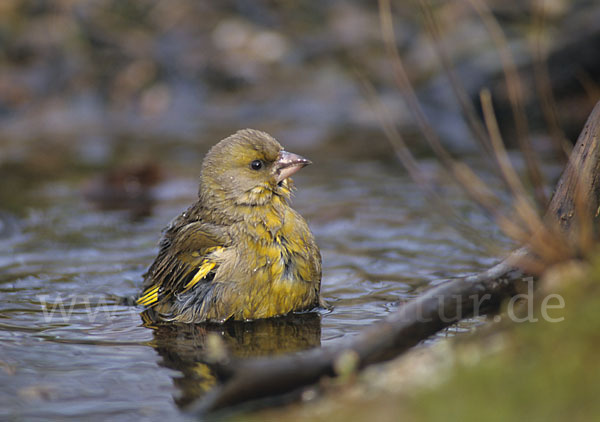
[137,129,322,323]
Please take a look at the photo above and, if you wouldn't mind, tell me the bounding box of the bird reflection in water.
[143,311,321,407]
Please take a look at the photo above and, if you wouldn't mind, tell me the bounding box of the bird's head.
[199,129,311,208]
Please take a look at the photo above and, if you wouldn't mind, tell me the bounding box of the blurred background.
[1,0,600,420]
[1,0,599,209]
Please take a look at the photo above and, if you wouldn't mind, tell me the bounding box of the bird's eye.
[250,160,263,170]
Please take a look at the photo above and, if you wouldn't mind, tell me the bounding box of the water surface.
[0,152,508,421]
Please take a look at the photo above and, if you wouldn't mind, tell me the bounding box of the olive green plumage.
[138,129,322,323]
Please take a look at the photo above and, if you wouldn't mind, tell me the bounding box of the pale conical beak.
[274,151,312,183]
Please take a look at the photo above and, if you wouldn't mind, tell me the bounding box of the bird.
[137,129,322,323]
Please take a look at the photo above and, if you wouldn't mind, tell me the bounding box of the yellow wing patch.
[182,261,216,293]
[137,285,160,306]
[138,246,222,307]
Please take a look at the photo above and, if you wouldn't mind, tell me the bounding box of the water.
[0,152,508,421]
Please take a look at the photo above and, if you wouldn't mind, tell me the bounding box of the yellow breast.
[235,208,317,319]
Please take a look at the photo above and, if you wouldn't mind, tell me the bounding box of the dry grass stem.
[361,78,502,252]
[378,0,600,277]
[416,0,493,159]
[467,0,547,206]
[530,0,572,160]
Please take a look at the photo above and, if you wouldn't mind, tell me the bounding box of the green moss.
[410,262,600,422]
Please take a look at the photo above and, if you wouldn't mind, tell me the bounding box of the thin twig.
[480,89,569,261]
[417,0,494,158]
[361,78,504,252]
[530,0,572,160]
[467,0,548,207]
[379,0,526,241]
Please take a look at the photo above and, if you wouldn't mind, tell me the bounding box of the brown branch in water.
[190,258,524,415]
[189,104,600,415]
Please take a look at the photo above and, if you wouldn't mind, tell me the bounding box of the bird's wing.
[137,221,228,308]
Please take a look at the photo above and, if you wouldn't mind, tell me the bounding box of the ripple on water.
[0,157,510,420]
